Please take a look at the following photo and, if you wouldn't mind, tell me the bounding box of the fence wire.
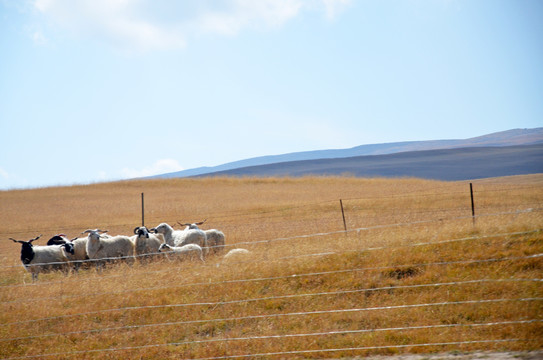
[1,184,541,359]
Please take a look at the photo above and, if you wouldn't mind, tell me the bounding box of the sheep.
[10,235,75,281]
[64,236,89,271]
[83,229,135,269]
[45,234,89,271]
[46,234,69,245]
[178,220,226,254]
[157,243,204,262]
[150,222,207,250]
[132,226,163,263]
[223,248,250,260]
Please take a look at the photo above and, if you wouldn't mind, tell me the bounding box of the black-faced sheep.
[132,226,163,263]
[10,235,75,281]
[46,234,69,246]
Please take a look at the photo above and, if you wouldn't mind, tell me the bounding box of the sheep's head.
[150,223,171,235]
[82,229,108,241]
[134,226,150,238]
[9,235,41,264]
[177,219,207,230]
[63,242,75,255]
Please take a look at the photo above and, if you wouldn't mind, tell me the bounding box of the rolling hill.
[195,144,543,181]
[152,128,543,181]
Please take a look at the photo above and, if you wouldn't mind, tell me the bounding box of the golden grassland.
[0,175,542,359]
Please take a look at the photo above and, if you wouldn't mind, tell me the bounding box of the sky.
[1,0,542,190]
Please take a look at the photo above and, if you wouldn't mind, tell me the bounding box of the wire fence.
[1,183,542,359]
[3,182,542,238]
[2,278,540,329]
[1,208,540,271]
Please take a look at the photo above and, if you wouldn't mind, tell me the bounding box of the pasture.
[0,175,542,359]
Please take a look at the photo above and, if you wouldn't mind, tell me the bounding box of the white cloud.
[0,167,10,180]
[197,0,304,36]
[30,0,351,52]
[121,159,184,179]
[0,167,32,190]
[33,0,187,51]
[321,0,352,20]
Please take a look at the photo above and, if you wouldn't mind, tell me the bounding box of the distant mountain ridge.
[151,128,543,180]
[196,144,543,181]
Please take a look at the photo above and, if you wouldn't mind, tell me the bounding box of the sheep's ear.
[29,235,42,243]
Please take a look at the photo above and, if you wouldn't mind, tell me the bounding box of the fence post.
[340,199,347,231]
[141,192,145,227]
[470,183,475,225]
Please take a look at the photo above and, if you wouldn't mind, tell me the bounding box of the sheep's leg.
[95,260,105,273]
[62,264,71,277]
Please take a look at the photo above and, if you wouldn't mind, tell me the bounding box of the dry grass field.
[0,175,542,359]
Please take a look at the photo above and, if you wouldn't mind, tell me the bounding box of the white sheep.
[132,226,163,263]
[158,243,204,262]
[178,220,226,254]
[65,236,89,271]
[10,235,75,281]
[150,222,207,250]
[83,229,135,269]
[223,248,250,261]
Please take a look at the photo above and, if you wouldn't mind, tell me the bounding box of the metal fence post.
[141,192,145,227]
[340,199,347,231]
[470,183,475,225]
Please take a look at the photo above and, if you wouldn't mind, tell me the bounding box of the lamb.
[178,220,226,254]
[150,222,207,250]
[10,235,75,281]
[157,243,204,262]
[223,248,250,260]
[132,226,163,263]
[83,229,135,269]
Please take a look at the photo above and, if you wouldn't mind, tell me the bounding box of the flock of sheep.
[9,221,249,281]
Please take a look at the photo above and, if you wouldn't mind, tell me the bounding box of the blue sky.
[1,0,542,189]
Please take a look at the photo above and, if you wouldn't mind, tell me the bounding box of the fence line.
[1,212,540,271]
[2,297,541,343]
[2,224,538,290]
[3,182,541,237]
[3,277,540,328]
[183,339,530,360]
[3,320,539,359]
[2,247,540,304]
[1,250,540,306]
